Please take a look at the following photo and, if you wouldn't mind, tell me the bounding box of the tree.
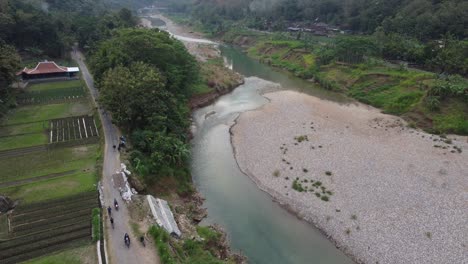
[0,42,20,116]
[99,62,170,130]
[90,28,198,95]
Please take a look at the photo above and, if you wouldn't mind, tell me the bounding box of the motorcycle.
[114,198,119,211]
[140,236,145,247]
[124,233,130,248]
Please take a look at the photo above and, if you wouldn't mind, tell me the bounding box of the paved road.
[72,50,159,264]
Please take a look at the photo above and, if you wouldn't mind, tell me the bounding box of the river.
[190,44,354,263]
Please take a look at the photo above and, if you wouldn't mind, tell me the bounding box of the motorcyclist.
[114,198,119,211]
[124,233,130,247]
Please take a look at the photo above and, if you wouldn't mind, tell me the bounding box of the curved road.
[72,50,159,264]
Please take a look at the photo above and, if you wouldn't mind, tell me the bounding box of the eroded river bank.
[143,13,467,264]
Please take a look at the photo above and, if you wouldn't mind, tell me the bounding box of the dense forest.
[168,0,468,39]
[0,0,141,116]
[0,0,200,191]
[89,28,198,192]
[164,0,468,76]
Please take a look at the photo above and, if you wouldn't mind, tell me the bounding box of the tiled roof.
[17,61,76,75]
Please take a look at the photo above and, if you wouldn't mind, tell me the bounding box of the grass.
[196,226,221,243]
[240,30,468,135]
[28,80,83,92]
[0,214,8,239]
[292,179,305,192]
[0,121,48,136]
[0,171,97,204]
[23,244,97,264]
[0,133,47,151]
[91,208,100,242]
[2,102,91,125]
[0,145,99,183]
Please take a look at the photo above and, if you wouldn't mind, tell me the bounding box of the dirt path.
[72,50,160,264]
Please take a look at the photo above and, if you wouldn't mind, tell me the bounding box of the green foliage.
[149,225,226,264]
[90,28,198,95]
[196,226,221,244]
[292,179,305,192]
[149,226,176,264]
[0,42,20,117]
[91,208,101,242]
[92,29,200,187]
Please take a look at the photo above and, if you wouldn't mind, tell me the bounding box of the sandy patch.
[231,90,468,264]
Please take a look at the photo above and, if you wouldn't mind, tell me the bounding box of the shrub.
[273,170,280,177]
[91,208,100,242]
[292,179,305,192]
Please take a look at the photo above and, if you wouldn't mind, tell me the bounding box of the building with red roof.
[17,61,80,80]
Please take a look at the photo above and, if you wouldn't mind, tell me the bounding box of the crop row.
[13,208,91,233]
[14,191,97,213]
[1,237,90,264]
[50,136,100,149]
[13,215,91,237]
[13,198,97,225]
[0,228,90,260]
[49,116,98,143]
[0,220,90,251]
[17,87,85,105]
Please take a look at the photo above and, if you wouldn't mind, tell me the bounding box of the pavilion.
[17,61,79,80]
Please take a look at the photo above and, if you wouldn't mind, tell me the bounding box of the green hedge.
[92,208,100,242]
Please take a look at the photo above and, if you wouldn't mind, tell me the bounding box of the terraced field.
[0,192,98,264]
[0,79,102,263]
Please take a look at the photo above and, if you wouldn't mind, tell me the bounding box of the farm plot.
[49,115,99,144]
[17,87,86,105]
[28,80,82,92]
[0,171,97,204]
[0,192,97,264]
[23,244,98,264]
[3,102,91,125]
[0,145,98,184]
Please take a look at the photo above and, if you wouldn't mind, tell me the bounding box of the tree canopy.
[92,29,197,188]
[90,28,198,95]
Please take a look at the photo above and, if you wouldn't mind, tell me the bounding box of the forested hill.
[169,0,468,40]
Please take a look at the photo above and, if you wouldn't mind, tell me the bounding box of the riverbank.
[141,14,244,110]
[162,16,466,136]
[137,14,246,263]
[231,90,468,264]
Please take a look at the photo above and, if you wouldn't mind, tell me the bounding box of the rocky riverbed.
[231,90,468,264]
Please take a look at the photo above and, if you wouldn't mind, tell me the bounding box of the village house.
[16,60,79,81]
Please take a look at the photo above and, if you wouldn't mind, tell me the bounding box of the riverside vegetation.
[160,0,468,135]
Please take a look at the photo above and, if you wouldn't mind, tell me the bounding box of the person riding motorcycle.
[114,198,119,211]
[124,233,130,247]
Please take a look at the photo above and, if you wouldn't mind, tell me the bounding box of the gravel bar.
[231,90,468,264]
